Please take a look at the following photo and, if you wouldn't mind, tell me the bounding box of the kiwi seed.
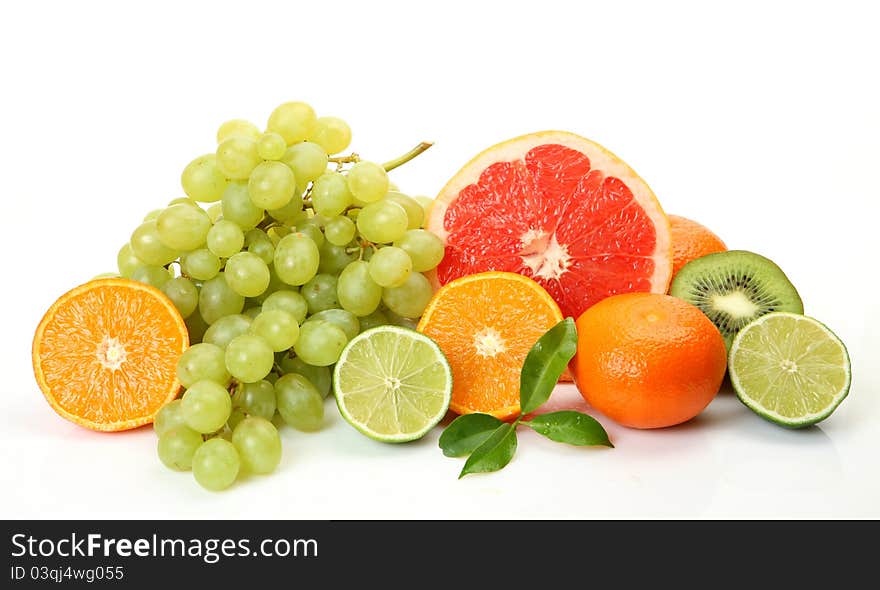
[669,250,804,349]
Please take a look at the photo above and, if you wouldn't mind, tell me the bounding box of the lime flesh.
[333,326,452,442]
[729,312,850,428]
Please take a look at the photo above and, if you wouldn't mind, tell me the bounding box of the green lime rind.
[728,312,851,428]
[333,325,452,443]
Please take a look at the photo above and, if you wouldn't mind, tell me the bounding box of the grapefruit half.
[428,131,672,320]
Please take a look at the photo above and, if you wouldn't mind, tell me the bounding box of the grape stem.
[328,153,360,165]
[257,218,282,231]
[382,141,434,172]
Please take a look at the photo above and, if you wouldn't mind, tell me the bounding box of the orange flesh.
[32,279,188,431]
[417,272,563,419]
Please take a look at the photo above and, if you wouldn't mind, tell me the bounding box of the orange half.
[32,278,188,431]
[416,271,564,420]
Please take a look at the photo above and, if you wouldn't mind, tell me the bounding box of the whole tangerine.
[669,214,727,278]
[569,292,726,429]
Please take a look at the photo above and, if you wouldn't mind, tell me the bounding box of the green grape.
[181,248,221,281]
[283,207,312,228]
[357,200,409,243]
[185,310,209,344]
[249,267,284,304]
[302,274,339,314]
[282,142,328,183]
[232,417,282,475]
[267,226,292,246]
[257,131,287,160]
[248,161,296,210]
[262,290,308,324]
[161,276,199,318]
[393,229,444,272]
[143,209,163,222]
[385,192,424,230]
[177,342,231,388]
[413,196,434,223]
[227,408,246,430]
[357,309,389,332]
[130,220,179,266]
[337,260,382,316]
[318,241,358,275]
[216,119,261,143]
[216,135,261,180]
[206,202,223,222]
[267,192,305,224]
[221,181,264,231]
[292,321,347,366]
[92,272,120,279]
[305,309,359,341]
[232,380,276,420]
[245,229,275,265]
[131,265,172,289]
[324,216,356,246]
[309,116,351,155]
[181,154,228,203]
[346,161,389,204]
[117,243,143,278]
[157,426,203,471]
[243,306,262,320]
[386,310,419,330]
[382,272,433,318]
[192,438,240,491]
[224,252,271,298]
[296,222,325,248]
[168,197,196,207]
[250,309,299,352]
[203,314,252,349]
[199,273,245,323]
[266,101,316,144]
[225,334,274,383]
[154,399,187,436]
[156,204,212,251]
[274,233,319,286]
[275,373,324,431]
[368,246,412,287]
[311,172,353,217]
[181,380,232,433]
[207,220,245,258]
[277,356,331,398]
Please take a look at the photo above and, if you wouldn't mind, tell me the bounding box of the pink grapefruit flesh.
[428,131,671,320]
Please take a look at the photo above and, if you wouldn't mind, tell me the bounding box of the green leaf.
[439,413,504,457]
[519,318,578,415]
[459,423,518,478]
[525,411,613,447]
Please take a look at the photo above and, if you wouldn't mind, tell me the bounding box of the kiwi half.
[669,250,803,349]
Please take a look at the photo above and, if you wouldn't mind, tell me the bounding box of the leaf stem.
[382,141,434,172]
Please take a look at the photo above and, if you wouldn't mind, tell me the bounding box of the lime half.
[729,312,851,428]
[333,326,452,443]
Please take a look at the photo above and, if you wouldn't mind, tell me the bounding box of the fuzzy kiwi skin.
[668,250,804,349]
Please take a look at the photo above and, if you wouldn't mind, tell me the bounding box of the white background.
[1,0,877,519]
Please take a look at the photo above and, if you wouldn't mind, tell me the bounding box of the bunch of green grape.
[114,101,444,491]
